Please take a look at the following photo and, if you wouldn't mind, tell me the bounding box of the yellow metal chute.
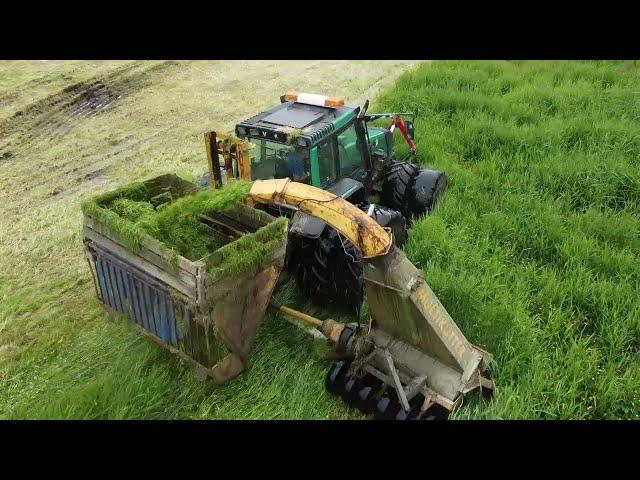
[249,179,392,259]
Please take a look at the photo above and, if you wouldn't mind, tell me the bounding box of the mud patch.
[0,61,179,154]
[79,168,107,182]
[0,151,12,164]
[66,82,121,118]
[78,168,110,188]
[83,174,111,190]
[48,168,112,200]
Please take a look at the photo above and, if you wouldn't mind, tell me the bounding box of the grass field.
[1,60,639,419]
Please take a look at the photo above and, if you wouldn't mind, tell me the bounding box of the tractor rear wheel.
[381,163,446,223]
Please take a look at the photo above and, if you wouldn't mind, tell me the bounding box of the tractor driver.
[282,146,309,182]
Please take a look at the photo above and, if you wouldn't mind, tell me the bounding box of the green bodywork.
[364,127,392,158]
[304,110,390,189]
[241,103,404,193]
[310,147,321,187]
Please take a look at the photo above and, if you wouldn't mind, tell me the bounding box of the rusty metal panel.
[86,243,239,373]
[204,132,253,186]
[83,174,288,383]
[84,226,287,382]
[363,247,484,376]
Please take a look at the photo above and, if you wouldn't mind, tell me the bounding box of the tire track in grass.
[0,61,179,159]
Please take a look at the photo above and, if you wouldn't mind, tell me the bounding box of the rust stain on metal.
[415,286,470,360]
[204,132,252,187]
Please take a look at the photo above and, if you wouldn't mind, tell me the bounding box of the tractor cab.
[203,93,444,314]
[235,93,371,193]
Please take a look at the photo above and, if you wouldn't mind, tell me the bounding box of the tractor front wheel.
[293,206,408,314]
[410,168,447,219]
[381,163,446,223]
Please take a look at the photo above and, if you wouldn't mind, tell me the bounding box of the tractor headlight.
[237,126,246,136]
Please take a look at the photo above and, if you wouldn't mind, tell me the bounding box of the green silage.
[81,179,255,262]
[109,198,156,223]
[80,181,151,251]
[207,217,288,281]
[148,181,252,261]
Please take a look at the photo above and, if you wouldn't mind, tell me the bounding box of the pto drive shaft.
[269,302,371,359]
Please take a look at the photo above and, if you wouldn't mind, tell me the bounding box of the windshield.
[247,138,310,182]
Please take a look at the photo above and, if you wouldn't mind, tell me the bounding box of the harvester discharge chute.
[250,179,493,420]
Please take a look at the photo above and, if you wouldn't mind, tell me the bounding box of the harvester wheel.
[381,162,446,223]
[381,162,418,219]
[375,394,402,420]
[419,404,449,421]
[326,360,350,395]
[340,376,359,405]
[395,397,424,420]
[410,168,447,218]
[355,375,380,414]
[296,227,363,314]
[342,374,376,405]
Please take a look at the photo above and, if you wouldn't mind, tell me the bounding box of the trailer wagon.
[82,174,288,382]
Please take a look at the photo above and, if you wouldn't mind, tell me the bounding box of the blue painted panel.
[89,245,203,361]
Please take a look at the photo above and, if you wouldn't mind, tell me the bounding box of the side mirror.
[405,121,415,140]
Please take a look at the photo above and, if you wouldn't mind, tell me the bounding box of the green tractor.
[205,92,447,312]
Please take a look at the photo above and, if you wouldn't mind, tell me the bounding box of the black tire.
[381,163,447,223]
[294,208,408,313]
[381,162,419,219]
[410,168,447,218]
[296,227,363,314]
[367,205,407,248]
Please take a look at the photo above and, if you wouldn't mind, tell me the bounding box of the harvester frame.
[81,174,494,420]
[251,178,494,419]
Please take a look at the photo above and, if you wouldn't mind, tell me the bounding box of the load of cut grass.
[207,216,288,281]
[108,198,155,223]
[81,176,253,261]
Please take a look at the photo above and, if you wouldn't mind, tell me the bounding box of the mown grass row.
[377,60,639,419]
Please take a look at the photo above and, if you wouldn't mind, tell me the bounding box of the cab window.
[317,140,337,186]
[337,123,364,178]
[247,138,310,182]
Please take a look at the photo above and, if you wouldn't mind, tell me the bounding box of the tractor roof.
[235,100,359,148]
